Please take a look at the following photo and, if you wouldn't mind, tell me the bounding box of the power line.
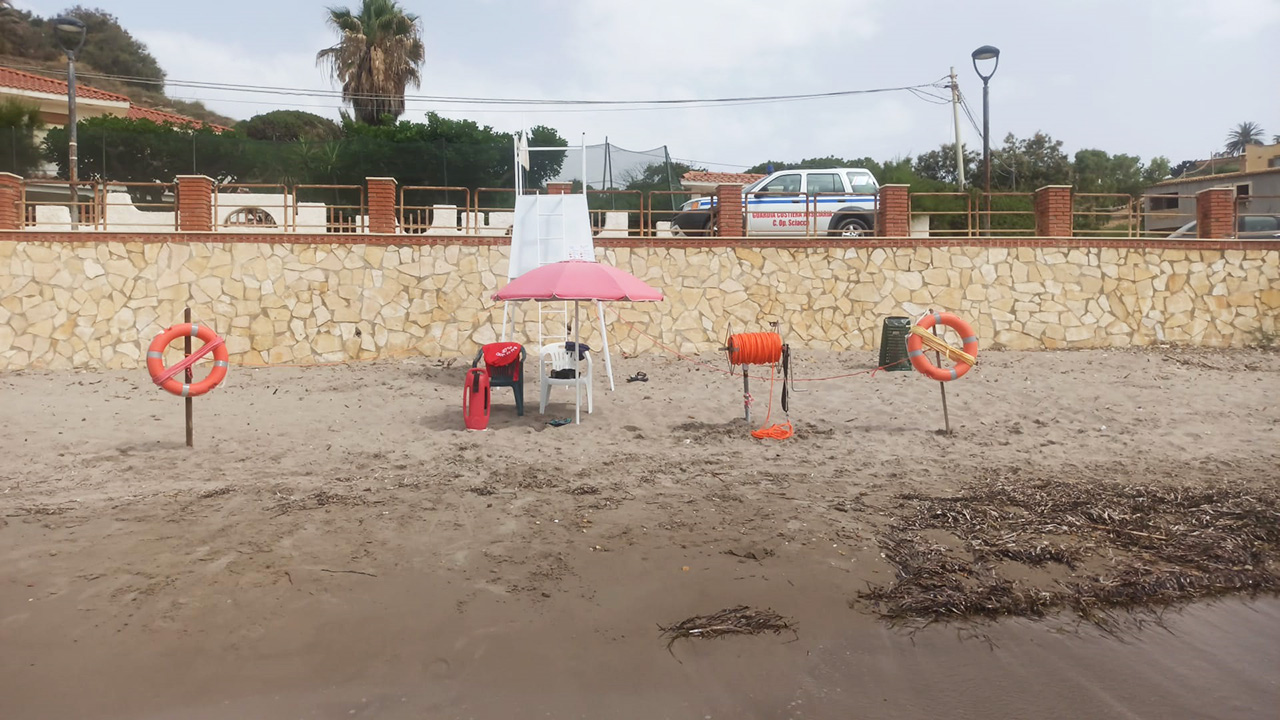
[0,61,952,110]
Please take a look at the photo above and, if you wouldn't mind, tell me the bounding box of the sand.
[2,347,1279,719]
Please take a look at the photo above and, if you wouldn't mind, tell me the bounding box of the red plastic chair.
[472,343,525,416]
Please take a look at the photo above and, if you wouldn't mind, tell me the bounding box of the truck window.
[806,173,841,194]
[759,174,801,194]
[845,171,877,194]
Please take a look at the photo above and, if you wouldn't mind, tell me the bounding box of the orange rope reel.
[725,331,792,440]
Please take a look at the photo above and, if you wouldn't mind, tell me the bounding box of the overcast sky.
[15,0,1280,170]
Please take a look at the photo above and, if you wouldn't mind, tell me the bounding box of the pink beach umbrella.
[492,260,663,424]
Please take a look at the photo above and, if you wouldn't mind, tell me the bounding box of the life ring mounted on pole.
[147,323,229,397]
[906,311,979,382]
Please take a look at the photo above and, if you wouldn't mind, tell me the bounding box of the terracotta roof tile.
[0,66,130,103]
[126,105,230,132]
[681,171,767,185]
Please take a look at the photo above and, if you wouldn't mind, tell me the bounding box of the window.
[759,174,801,194]
[806,173,841,194]
[1235,183,1251,198]
[1148,193,1179,211]
[1240,215,1279,232]
[845,171,877,194]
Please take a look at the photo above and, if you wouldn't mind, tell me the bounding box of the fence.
[6,177,1254,239]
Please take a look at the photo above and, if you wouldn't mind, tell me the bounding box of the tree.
[1224,122,1265,156]
[240,110,342,141]
[317,0,424,125]
[63,6,165,92]
[913,143,979,185]
[986,132,1071,192]
[1141,156,1171,187]
[0,98,44,176]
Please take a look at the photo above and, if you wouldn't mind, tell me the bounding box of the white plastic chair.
[539,343,593,415]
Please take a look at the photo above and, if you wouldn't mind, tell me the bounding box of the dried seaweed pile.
[660,606,795,648]
[858,476,1280,626]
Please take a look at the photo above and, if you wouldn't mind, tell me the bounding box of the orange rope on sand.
[749,362,793,440]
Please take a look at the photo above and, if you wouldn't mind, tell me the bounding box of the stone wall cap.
[0,171,23,180]
[1195,185,1237,194]
[1036,185,1074,191]
[175,175,215,181]
[878,184,911,189]
[367,177,398,183]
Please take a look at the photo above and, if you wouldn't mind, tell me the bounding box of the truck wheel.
[835,217,870,237]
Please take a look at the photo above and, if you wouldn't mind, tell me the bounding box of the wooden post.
[931,313,951,435]
[184,307,193,448]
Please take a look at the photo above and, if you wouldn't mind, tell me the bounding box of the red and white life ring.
[146,323,229,397]
[907,311,979,382]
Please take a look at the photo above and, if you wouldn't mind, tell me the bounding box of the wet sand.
[2,348,1278,719]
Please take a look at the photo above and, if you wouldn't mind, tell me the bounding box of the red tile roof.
[681,171,767,186]
[127,105,230,132]
[0,66,130,103]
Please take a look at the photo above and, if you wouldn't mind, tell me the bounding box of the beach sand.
[2,347,1278,719]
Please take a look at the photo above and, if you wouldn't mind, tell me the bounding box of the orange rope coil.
[727,332,784,366]
[725,332,792,440]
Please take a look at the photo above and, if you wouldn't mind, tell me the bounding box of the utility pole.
[950,67,966,191]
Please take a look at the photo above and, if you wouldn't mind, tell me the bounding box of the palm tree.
[1224,122,1266,156]
[316,0,424,126]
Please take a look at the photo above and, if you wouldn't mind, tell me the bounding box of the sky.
[13,0,1280,171]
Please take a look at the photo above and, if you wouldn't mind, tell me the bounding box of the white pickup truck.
[670,167,879,237]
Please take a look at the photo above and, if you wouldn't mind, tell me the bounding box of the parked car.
[670,167,879,237]
[1167,215,1280,239]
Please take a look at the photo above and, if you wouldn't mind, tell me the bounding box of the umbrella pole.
[574,301,581,425]
[597,300,614,391]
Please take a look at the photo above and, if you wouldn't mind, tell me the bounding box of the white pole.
[574,300,581,424]
[581,133,587,192]
[597,300,614,391]
[951,66,966,191]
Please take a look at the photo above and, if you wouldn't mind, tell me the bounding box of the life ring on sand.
[146,323,229,397]
[907,311,979,382]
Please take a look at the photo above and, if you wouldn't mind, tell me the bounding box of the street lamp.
[53,16,86,229]
[971,44,1000,232]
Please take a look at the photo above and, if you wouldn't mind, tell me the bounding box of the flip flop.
[548,418,571,427]
[627,371,649,383]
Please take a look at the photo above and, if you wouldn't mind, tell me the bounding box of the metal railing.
[400,185,472,234]
[294,184,365,233]
[101,182,178,231]
[976,193,1036,236]
[1236,195,1280,238]
[1073,193,1137,238]
[1136,193,1198,237]
[909,192,974,238]
[22,180,101,229]
[10,177,1273,241]
[212,183,290,231]
[586,189,642,237]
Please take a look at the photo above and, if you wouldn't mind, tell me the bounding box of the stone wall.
[0,235,1277,371]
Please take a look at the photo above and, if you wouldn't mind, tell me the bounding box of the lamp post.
[53,16,86,229]
[971,44,1000,233]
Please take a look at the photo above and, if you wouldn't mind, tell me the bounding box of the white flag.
[517,133,530,170]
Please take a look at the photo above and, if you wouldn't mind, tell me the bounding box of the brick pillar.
[176,175,214,232]
[714,184,744,237]
[1034,185,1073,237]
[546,181,573,195]
[367,177,398,234]
[876,184,909,237]
[0,172,22,230]
[1196,187,1235,239]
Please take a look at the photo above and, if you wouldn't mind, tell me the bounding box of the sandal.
[627,371,649,383]
[548,418,571,427]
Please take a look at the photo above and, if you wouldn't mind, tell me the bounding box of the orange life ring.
[906,311,979,382]
[146,323,229,397]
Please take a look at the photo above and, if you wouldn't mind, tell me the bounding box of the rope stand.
[724,325,793,440]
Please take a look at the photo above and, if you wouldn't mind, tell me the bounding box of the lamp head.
[971,45,1000,81]
[52,16,86,57]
